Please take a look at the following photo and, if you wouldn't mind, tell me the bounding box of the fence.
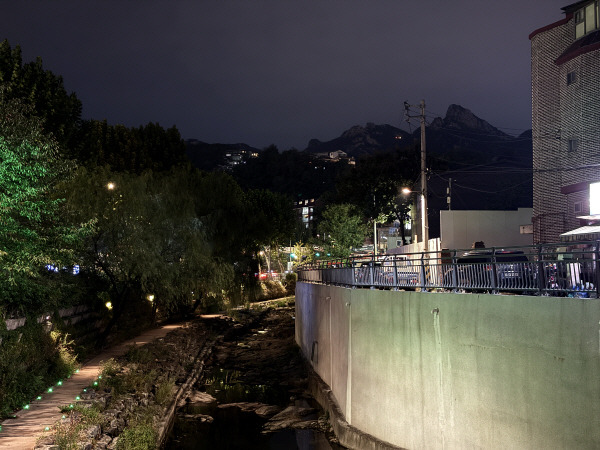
[297,241,600,297]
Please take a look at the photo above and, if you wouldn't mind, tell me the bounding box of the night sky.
[2,1,568,150]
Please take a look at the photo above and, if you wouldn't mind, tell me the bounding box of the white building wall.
[440,208,533,250]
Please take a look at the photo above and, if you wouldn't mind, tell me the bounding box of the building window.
[568,139,579,152]
[574,201,583,214]
[575,1,599,39]
[567,71,577,85]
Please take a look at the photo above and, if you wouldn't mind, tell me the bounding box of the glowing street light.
[107,182,115,190]
[402,187,428,252]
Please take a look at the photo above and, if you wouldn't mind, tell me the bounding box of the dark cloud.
[2,0,567,149]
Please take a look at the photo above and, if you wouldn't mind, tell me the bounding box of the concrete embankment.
[296,282,600,449]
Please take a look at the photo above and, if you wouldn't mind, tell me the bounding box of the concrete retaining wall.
[295,282,600,449]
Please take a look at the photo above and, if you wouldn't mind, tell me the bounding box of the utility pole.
[373,193,378,257]
[404,100,429,253]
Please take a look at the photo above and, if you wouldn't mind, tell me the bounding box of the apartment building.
[531,0,600,243]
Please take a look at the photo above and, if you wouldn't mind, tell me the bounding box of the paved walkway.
[0,323,184,449]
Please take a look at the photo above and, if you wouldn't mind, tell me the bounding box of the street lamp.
[402,187,428,253]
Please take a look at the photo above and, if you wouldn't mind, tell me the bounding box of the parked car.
[454,250,534,291]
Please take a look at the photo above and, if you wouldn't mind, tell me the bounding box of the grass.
[48,404,104,450]
[116,408,158,450]
[154,377,175,407]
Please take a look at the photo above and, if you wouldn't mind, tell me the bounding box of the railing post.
[537,244,546,295]
[491,247,498,293]
[420,252,426,291]
[451,250,458,291]
[393,255,398,287]
[594,241,600,298]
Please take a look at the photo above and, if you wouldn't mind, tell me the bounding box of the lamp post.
[373,193,378,257]
[403,99,428,253]
[402,187,428,253]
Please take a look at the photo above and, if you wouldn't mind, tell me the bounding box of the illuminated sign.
[590,182,600,215]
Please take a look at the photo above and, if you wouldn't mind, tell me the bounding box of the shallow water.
[165,406,343,450]
[166,369,343,449]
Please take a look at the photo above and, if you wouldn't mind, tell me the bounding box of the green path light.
[23,404,29,410]
[36,396,42,400]
[75,396,80,401]
[47,387,53,393]
[57,380,62,386]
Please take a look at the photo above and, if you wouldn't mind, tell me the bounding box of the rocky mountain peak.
[430,104,508,137]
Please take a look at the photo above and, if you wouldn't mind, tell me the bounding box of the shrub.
[155,377,175,407]
[117,413,157,450]
[283,272,297,294]
[0,325,78,419]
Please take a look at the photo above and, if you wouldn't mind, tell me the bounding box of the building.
[530,1,600,243]
[294,198,315,228]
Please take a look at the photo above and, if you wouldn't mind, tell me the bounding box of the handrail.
[296,241,600,297]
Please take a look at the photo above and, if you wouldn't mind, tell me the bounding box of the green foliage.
[117,415,157,450]
[155,377,175,407]
[125,346,153,365]
[283,272,297,294]
[316,204,368,258]
[0,326,78,419]
[333,149,417,244]
[0,40,82,150]
[244,189,296,251]
[0,95,85,314]
[73,120,186,173]
[58,165,235,333]
[50,331,79,378]
[52,405,103,450]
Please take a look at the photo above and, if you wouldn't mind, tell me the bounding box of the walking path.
[0,323,184,449]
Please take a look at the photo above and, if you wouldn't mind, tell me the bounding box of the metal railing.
[296,241,600,297]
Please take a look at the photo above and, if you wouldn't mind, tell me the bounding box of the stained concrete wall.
[296,282,600,449]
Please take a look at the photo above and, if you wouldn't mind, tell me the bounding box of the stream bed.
[165,307,344,449]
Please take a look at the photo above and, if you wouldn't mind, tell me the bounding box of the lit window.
[586,2,596,32]
[575,1,599,38]
[590,182,600,215]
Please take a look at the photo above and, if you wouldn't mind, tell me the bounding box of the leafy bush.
[0,325,78,419]
[52,405,103,450]
[155,377,175,407]
[117,413,157,450]
[283,272,297,294]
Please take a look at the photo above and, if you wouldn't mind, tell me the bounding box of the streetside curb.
[306,364,405,450]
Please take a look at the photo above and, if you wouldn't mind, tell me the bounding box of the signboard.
[590,182,600,215]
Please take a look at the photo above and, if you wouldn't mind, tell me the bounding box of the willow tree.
[60,165,235,336]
